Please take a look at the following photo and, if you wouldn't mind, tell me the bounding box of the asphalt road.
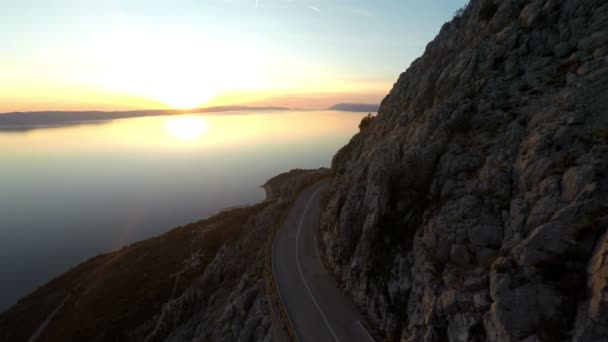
[272,181,375,342]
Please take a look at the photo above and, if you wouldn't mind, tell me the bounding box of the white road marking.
[28,296,69,342]
[295,185,341,342]
[357,320,375,342]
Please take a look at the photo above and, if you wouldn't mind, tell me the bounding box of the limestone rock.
[317,0,608,340]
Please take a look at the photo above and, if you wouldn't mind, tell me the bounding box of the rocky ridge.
[319,0,608,341]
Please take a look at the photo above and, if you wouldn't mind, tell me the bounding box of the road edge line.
[356,320,376,342]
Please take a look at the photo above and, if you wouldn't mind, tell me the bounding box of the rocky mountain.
[318,0,608,341]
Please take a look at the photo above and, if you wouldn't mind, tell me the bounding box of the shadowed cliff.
[319,0,608,340]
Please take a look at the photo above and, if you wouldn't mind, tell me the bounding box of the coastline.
[0,168,328,341]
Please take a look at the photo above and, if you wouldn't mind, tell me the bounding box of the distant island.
[328,103,379,112]
[0,103,380,128]
[0,106,290,128]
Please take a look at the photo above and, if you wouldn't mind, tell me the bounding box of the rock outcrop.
[319,0,608,341]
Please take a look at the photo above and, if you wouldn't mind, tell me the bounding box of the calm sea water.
[0,110,364,311]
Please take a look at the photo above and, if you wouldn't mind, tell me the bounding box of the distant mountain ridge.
[0,106,289,127]
[328,103,379,112]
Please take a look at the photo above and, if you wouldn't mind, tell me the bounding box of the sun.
[91,33,276,111]
[156,84,216,109]
[97,40,222,110]
[134,69,219,109]
[101,68,218,109]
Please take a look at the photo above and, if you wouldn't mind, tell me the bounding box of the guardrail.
[264,206,298,341]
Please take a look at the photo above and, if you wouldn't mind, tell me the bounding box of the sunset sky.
[1,0,466,112]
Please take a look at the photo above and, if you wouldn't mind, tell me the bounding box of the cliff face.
[319,0,608,341]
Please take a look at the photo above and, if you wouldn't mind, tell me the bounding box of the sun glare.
[165,116,209,140]
[157,85,215,109]
[94,36,233,110]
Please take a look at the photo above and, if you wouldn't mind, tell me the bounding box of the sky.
[0,0,467,112]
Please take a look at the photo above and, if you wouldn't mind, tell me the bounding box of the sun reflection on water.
[165,116,209,141]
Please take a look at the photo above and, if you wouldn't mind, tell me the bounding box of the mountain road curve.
[272,181,375,342]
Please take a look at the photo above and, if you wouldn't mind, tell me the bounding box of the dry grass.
[0,203,269,342]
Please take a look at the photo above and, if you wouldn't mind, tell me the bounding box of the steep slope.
[0,169,326,342]
[319,0,608,341]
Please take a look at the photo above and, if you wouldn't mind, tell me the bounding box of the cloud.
[308,6,320,12]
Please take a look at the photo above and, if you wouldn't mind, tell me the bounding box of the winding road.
[272,181,375,342]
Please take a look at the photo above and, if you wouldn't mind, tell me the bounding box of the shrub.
[479,0,497,21]
[453,6,465,19]
[593,128,608,142]
[359,113,375,130]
